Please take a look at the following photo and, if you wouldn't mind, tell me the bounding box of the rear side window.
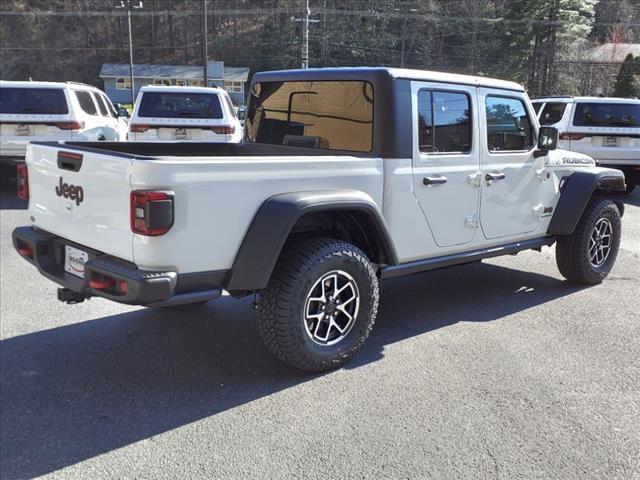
[99,93,117,117]
[138,92,223,119]
[539,102,567,125]
[573,103,640,127]
[75,91,98,115]
[418,90,471,153]
[222,93,237,118]
[92,92,108,116]
[485,96,533,152]
[0,87,68,114]
[246,80,374,152]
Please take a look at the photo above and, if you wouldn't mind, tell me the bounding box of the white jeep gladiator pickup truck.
[13,68,627,372]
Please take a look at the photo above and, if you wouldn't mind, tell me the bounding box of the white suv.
[532,96,640,193]
[128,86,242,143]
[0,81,127,165]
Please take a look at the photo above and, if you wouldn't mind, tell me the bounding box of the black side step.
[380,237,555,280]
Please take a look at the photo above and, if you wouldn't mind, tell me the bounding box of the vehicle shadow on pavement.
[0,262,586,479]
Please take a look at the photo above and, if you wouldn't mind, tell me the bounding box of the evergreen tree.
[613,54,640,97]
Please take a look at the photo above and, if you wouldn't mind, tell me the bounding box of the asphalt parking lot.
[1,167,639,480]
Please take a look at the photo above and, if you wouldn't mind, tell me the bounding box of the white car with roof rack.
[127,85,242,143]
[531,96,640,193]
[0,80,128,165]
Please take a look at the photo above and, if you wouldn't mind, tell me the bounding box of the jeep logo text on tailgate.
[56,177,84,206]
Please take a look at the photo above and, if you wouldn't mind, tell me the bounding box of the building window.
[224,81,243,93]
[190,80,205,87]
[116,77,132,90]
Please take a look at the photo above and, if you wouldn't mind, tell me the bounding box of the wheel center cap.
[325,302,336,314]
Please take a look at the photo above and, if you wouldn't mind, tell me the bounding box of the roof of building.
[585,43,640,63]
[99,62,250,82]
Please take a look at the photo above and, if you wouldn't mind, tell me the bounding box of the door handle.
[485,172,506,182]
[423,176,448,186]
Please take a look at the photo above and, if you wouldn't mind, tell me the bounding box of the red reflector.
[18,245,33,258]
[129,124,150,133]
[130,191,174,236]
[55,121,84,130]
[119,281,129,293]
[210,125,235,135]
[559,132,585,141]
[89,276,114,290]
[16,163,29,200]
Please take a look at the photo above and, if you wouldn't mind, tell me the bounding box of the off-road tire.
[556,197,621,284]
[256,238,379,373]
[624,179,637,195]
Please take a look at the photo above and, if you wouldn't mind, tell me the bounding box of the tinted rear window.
[246,80,374,152]
[539,102,567,125]
[573,103,640,127]
[0,87,68,114]
[138,92,223,119]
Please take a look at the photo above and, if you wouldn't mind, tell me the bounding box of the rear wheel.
[256,238,379,373]
[556,197,621,284]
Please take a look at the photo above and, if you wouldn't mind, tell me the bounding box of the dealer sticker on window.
[64,245,88,278]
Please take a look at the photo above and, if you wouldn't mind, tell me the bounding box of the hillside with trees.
[1,0,639,97]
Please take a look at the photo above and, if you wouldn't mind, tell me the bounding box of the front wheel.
[256,238,379,373]
[556,197,621,284]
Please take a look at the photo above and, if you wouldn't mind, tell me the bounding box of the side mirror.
[118,108,129,118]
[538,126,558,150]
[534,126,558,157]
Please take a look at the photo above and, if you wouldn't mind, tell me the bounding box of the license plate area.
[15,124,34,136]
[173,128,190,140]
[603,136,619,147]
[64,245,89,278]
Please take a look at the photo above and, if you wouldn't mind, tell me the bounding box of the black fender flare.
[225,190,398,291]
[547,170,626,236]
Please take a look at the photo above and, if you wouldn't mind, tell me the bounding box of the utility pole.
[293,1,319,69]
[116,1,143,105]
[203,0,208,85]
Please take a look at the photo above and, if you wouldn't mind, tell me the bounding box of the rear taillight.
[16,163,29,200]
[129,124,150,133]
[559,132,585,141]
[130,191,174,236]
[54,121,84,131]
[210,125,235,135]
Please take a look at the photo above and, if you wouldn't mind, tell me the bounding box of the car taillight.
[129,124,150,133]
[559,132,585,141]
[16,163,29,200]
[210,125,235,135]
[130,191,174,236]
[54,121,84,130]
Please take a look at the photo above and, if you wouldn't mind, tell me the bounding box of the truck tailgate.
[27,143,134,261]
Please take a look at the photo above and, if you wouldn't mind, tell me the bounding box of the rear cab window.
[539,102,567,125]
[573,103,640,127]
[485,96,534,152]
[75,90,98,115]
[0,87,68,114]
[137,92,223,119]
[246,80,374,152]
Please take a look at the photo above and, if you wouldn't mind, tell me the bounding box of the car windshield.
[137,91,223,119]
[0,87,68,114]
[539,102,567,125]
[573,103,640,127]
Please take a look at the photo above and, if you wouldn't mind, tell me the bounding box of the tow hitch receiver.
[57,288,89,304]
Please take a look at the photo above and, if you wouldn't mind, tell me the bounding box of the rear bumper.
[12,226,223,306]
